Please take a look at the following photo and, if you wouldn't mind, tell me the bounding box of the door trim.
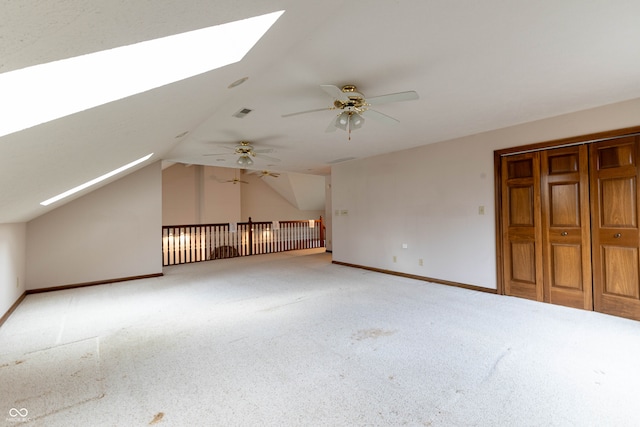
[494,125,640,295]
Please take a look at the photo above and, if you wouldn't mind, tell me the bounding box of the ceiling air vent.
[233,108,253,118]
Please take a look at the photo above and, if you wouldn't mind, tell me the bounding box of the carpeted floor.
[1,248,640,426]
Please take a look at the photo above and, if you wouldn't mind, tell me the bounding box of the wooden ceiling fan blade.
[362,109,400,124]
[366,90,419,105]
[282,107,331,118]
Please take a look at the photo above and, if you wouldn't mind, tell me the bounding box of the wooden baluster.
[206,225,210,260]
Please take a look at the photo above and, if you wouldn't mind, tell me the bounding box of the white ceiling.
[2,0,640,223]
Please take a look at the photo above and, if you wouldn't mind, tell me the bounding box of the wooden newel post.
[318,216,325,247]
[248,217,253,256]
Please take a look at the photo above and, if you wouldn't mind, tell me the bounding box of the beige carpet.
[1,248,640,426]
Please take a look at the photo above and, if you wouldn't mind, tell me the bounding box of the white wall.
[26,162,162,290]
[162,164,241,225]
[332,97,640,289]
[202,167,242,223]
[163,165,323,224]
[0,223,26,318]
[162,162,199,225]
[241,172,324,221]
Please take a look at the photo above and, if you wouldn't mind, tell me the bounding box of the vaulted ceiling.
[2,0,640,223]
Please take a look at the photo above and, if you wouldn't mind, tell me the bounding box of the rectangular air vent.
[233,108,253,118]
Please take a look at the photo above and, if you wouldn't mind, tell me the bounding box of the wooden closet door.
[540,145,592,310]
[590,136,640,321]
[501,153,543,301]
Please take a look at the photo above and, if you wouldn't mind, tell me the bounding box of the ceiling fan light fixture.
[334,111,365,139]
[237,155,253,166]
[335,111,350,131]
[350,112,364,130]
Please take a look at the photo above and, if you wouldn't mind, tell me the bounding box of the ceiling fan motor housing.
[334,98,366,110]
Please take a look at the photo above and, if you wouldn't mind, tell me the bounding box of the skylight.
[40,153,154,206]
[0,10,284,138]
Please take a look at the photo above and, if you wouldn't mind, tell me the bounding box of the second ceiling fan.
[282,84,419,139]
[204,141,280,166]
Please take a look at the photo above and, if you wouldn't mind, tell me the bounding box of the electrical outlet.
[418,259,423,266]
[402,243,408,249]
[393,255,397,263]
[479,205,485,215]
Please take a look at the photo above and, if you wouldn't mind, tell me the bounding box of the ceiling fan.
[282,84,419,139]
[211,169,249,185]
[204,141,281,166]
[226,176,249,185]
[248,170,280,179]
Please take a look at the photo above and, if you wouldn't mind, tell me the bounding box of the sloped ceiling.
[3,0,640,223]
[262,172,325,211]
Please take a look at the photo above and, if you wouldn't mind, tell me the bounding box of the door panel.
[501,153,543,301]
[509,187,534,225]
[600,178,636,227]
[541,146,592,309]
[549,183,579,226]
[591,136,640,321]
[601,246,639,298]
[510,241,536,283]
[551,244,582,289]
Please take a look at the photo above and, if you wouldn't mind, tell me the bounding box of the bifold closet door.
[590,136,640,321]
[501,153,544,301]
[540,145,593,310]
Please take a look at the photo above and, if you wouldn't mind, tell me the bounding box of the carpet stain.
[353,328,397,341]
[0,360,24,368]
[149,412,164,424]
